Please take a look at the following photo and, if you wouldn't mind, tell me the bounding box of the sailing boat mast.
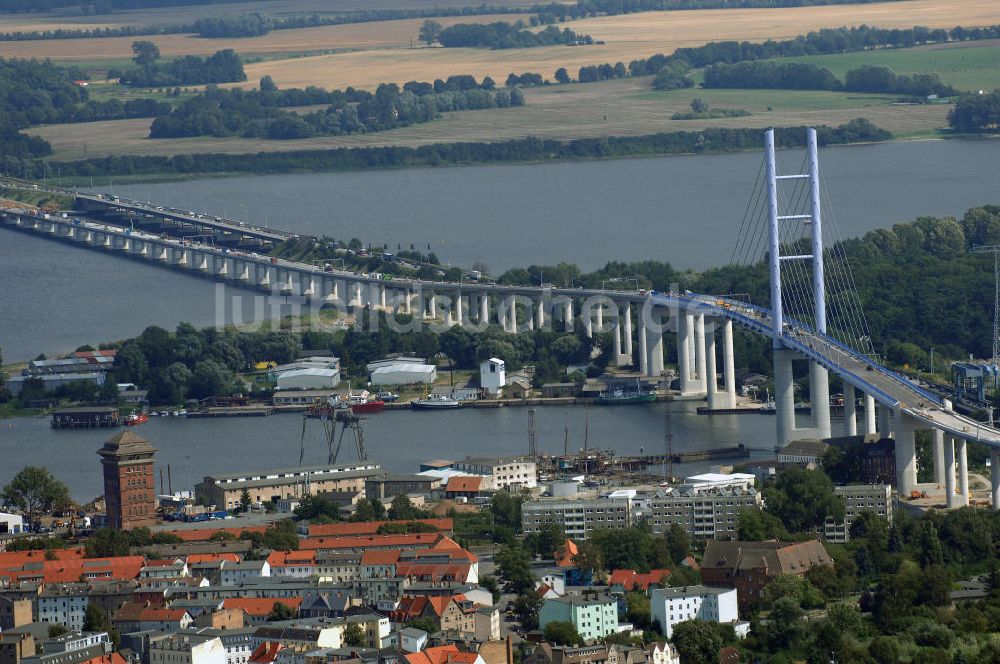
[527,407,537,459]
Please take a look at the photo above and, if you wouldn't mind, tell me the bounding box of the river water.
[0,139,996,496]
[2,139,998,362]
[0,401,831,502]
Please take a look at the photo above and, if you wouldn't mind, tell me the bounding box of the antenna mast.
[527,407,537,459]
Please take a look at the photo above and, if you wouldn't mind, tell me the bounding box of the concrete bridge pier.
[722,319,736,408]
[944,436,960,508]
[454,292,464,326]
[842,384,857,436]
[774,349,797,446]
[957,437,969,506]
[427,292,437,319]
[301,275,316,299]
[705,319,719,408]
[564,300,574,332]
[173,248,188,268]
[677,312,693,392]
[878,405,893,439]
[194,252,210,272]
[503,296,517,333]
[864,394,877,435]
[686,313,697,382]
[694,314,707,394]
[894,415,920,496]
[623,303,633,364]
[479,294,489,324]
[212,256,229,278]
[638,313,649,376]
[991,449,1000,511]
[535,297,545,330]
[99,233,112,249]
[649,312,665,376]
[235,261,250,282]
[810,362,832,439]
[583,303,593,338]
[932,430,946,485]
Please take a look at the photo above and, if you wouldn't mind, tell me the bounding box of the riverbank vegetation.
[11,119,889,181]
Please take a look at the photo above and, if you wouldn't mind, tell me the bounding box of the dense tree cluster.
[433,21,592,49]
[16,119,888,181]
[703,60,956,97]
[530,0,908,24]
[0,0,257,11]
[948,90,1000,133]
[113,48,246,87]
[149,81,522,140]
[192,12,272,38]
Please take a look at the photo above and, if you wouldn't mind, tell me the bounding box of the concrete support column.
[991,448,1000,511]
[932,430,946,486]
[428,293,437,319]
[565,300,574,332]
[864,394,877,435]
[723,320,736,409]
[612,312,622,362]
[686,313,696,380]
[480,294,489,324]
[677,312,692,394]
[583,304,593,338]
[650,314,664,376]
[525,300,534,331]
[810,362,831,439]
[894,415,918,497]
[843,384,857,436]
[595,303,604,333]
[638,315,649,376]
[352,282,363,307]
[694,314,707,394]
[536,298,545,330]
[706,322,718,409]
[379,284,387,309]
[957,437,970,506]
[455,292,464,326]
[774,349,796,447]
[945,436,959,509]
[878,405,892,439]
[502,296,517,332]
[623,303,633,360]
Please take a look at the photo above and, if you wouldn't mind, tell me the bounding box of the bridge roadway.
[6,204,998,448]
[74,192,290,244]
[653,292,1000,450]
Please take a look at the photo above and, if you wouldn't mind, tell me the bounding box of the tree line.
[3,120,887,181]
[431,21,592,49]
[0,0,258,11]
[703,60,958,98]
[530,0,906,24]
[110,44,246,87]
[149,80,523,140]
[948,91,1000,133]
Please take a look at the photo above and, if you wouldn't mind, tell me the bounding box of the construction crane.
[972,244,1000,362]
[298,401,369,497]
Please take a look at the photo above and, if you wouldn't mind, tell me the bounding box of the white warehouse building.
[650,585,740,638]
[275,368,341,390]
[370,363,437,386]
[479,358,506,396]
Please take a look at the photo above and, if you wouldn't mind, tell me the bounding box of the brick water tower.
[97,430,158,530]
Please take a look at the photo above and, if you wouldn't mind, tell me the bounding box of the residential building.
[221,599,301,626]
[19,644,116,664]
[0,631,34,664]
[97,430,157,530]
[150,633,225,664]
[364,475,442,502]
[777,440,828,466]
[607,570,671,593]
[522,500,631,541]
[398,628,427,654]
[38,585,90,631]
[0,596,32,630]
[701,540,833,613]
[451,458,537,491]
[41,633,109,654]
[825,485,893,543]
[538,595,619,643]
[826,436,896,485]
[195,464,381,511]
[272,391,339,407]
[113,603,193,633]
[221,562,271,587]
[648,487,763,540]
[649,586,739,638]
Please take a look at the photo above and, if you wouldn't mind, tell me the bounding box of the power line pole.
[972,245,1000,362]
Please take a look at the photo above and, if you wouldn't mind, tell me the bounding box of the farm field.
[236,0,1000,91]
[775,40,1000,92]
[3,0,998,91]
[27,78,949,161]
[0,0,540,32]
[0,14,529,62]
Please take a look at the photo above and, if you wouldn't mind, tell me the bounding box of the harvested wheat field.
[0,14,528,61]
[28,78,949,160]
[235,0,1000,90]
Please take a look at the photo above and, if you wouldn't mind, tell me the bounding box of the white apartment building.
[522,499,632,540]
[825,484,893,543]
[649,585,739,638]
[150,633,225,664]
[38,585,90,631]
[649,488,763,540]
[451,457,537,490]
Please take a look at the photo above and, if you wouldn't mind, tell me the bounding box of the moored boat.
[352,399,385,414]
[124,412,149,426]
[596,389,656,405]
[411,394,461,410]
